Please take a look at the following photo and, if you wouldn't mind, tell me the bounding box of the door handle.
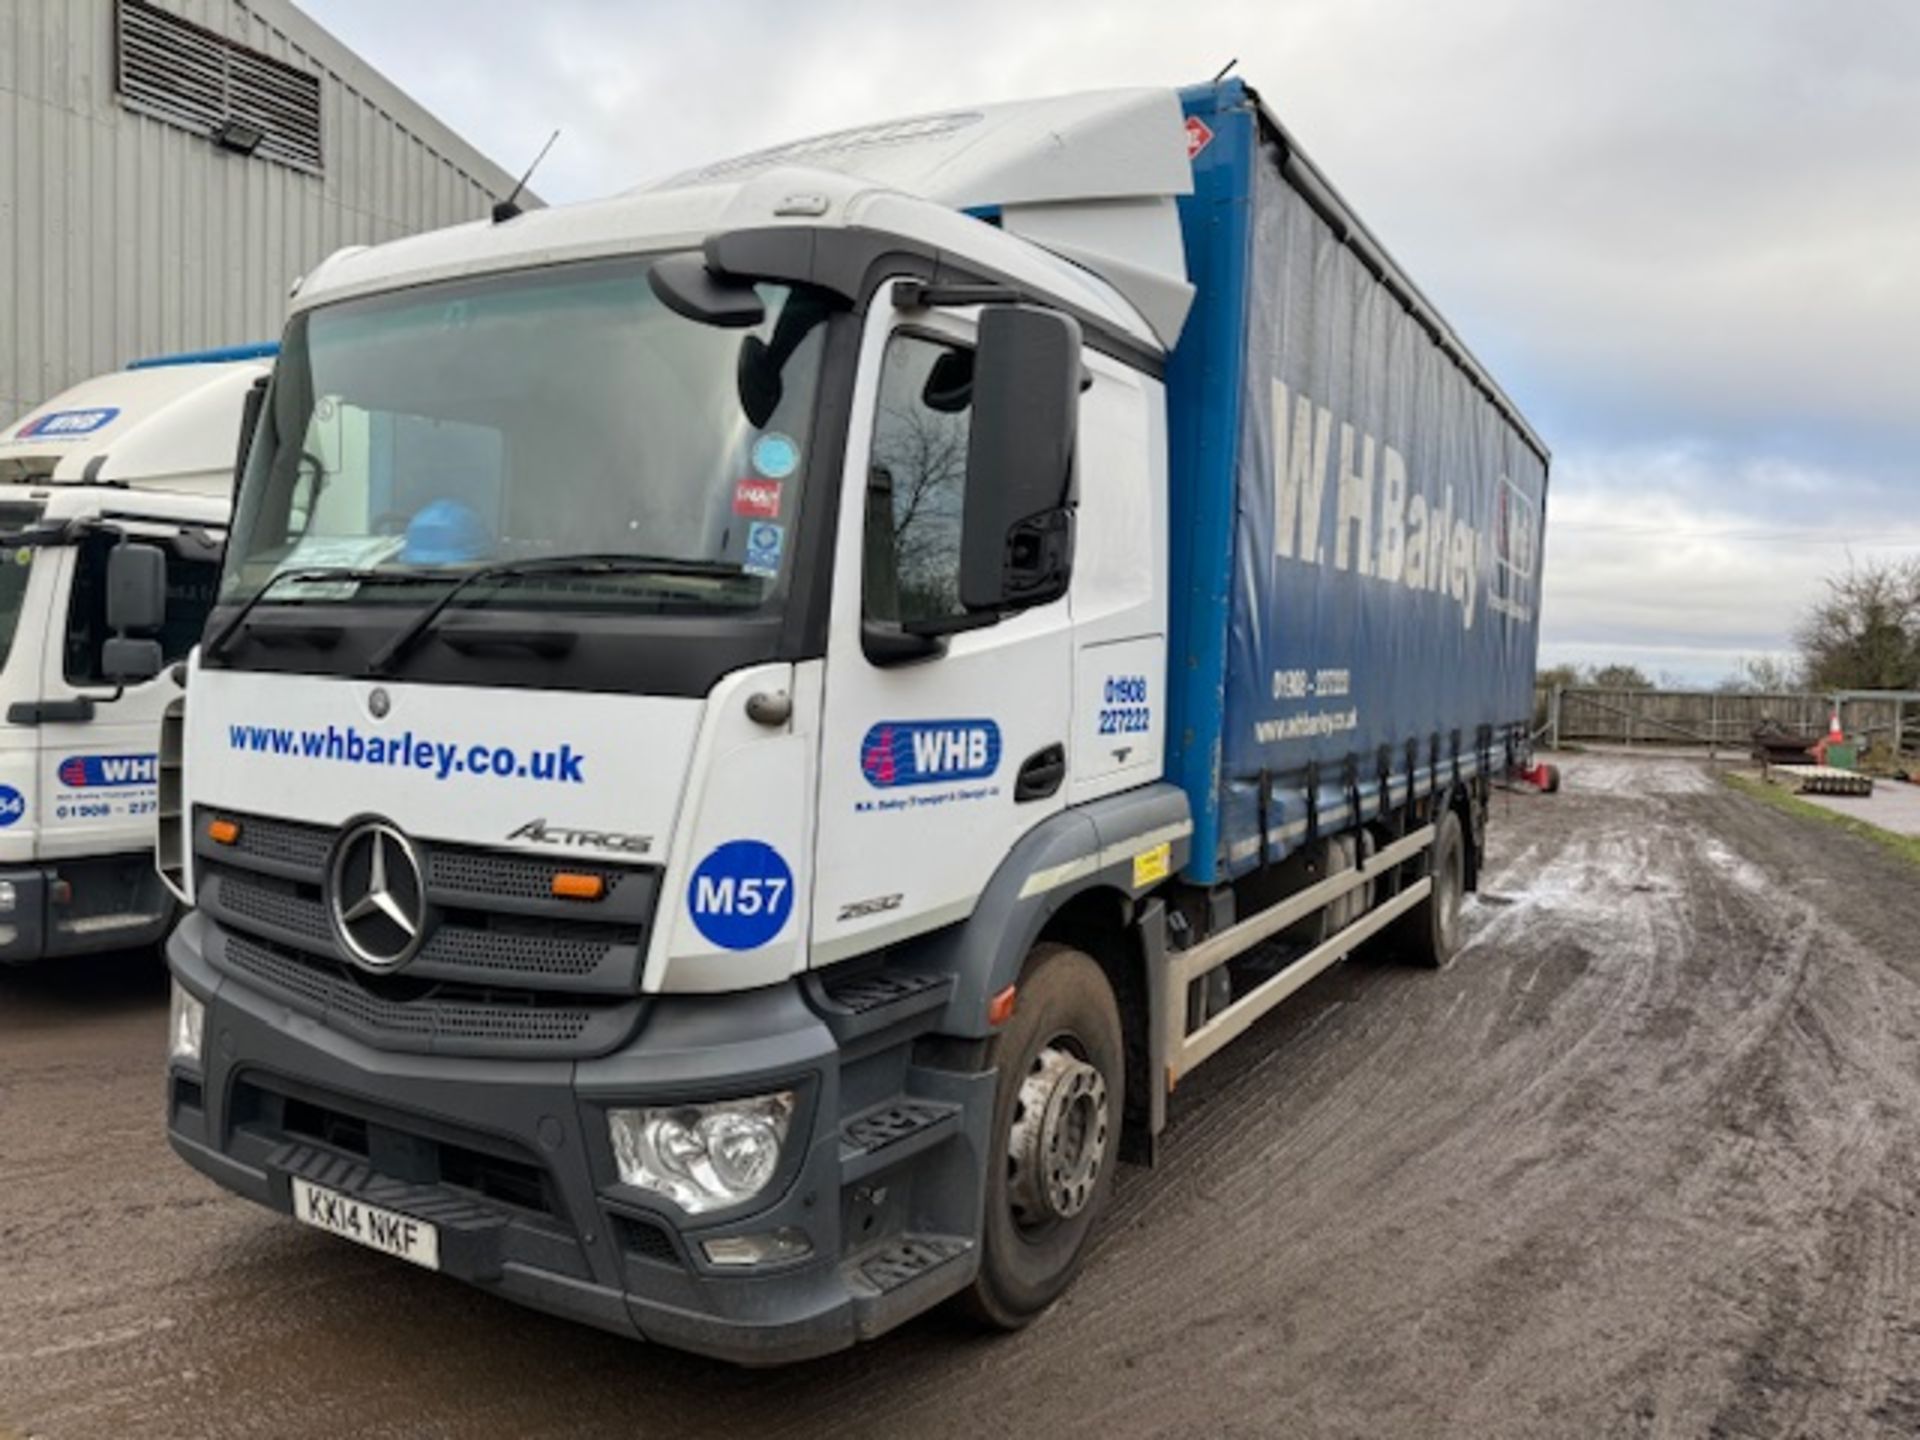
[1015,744,1066,803]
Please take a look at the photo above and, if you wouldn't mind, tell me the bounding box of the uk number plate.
[290,1177,440,1271]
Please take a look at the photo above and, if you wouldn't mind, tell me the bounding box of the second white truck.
[0,348,267,962]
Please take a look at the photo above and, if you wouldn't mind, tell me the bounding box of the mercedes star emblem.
[327,820,428,971]
[367,686,391,719]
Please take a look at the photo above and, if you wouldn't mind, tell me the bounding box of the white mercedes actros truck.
[0,349,267,963]
[152,82,1549,1362]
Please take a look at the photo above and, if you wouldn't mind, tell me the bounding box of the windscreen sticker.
[688,840,795,950]
[0,785,25,828]
[12,406,120,440]
[744,521,785,577]
[733,479,783,519]
[751,433,800,479]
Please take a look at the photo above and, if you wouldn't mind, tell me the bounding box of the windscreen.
[223,256,831,616]
[0,502,43,677]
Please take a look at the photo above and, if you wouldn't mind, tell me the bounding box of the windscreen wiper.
[365,553,749,676]
[204,566,440,660]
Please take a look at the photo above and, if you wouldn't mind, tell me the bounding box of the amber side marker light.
[551,872,605,901]
[988,984,1017,1027]
[207,819,240,845]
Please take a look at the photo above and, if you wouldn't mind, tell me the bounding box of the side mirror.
[103,543,167,683]
[957,305,1080,616]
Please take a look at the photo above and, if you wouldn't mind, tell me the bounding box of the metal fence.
[1537,686,1920,757]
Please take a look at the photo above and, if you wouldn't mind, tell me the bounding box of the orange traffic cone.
[1827,708,1845,744]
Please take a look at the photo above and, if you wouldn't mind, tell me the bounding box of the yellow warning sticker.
[1132,841,1172,889]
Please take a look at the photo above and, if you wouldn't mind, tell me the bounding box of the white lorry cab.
[0,348,268,962]
[155,83,1549,1363]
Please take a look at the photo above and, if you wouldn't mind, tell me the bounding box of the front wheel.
[962,943,1124,1330]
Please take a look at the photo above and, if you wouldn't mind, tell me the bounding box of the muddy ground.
[5,752,1920,1439]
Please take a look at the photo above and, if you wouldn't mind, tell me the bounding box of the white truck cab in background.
[0,349,265,962]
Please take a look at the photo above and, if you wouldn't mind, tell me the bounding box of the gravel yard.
[5,750,1920,1438]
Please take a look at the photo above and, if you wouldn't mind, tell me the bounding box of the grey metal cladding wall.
[0,0,521,424]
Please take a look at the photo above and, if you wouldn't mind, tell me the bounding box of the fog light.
[0,880,16,912]
[169,980,204,1064]
[702,1228,813,1267]
[607,1092,794,1215]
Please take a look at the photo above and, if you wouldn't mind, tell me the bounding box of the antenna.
[492,129,560,224]
[1211,57,1239,83]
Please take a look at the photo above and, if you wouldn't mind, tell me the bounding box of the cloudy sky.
[301,0,1920,684]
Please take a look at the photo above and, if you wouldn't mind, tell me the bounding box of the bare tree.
[870,399,969,619]
[1717,654,1804,693]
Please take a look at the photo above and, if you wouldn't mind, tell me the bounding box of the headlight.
[607,1092,795,1214]
[0,880,16,912]
[169,980,204,1064]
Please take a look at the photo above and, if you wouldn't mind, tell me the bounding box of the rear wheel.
[1400,806,1466,969]
[962,943,1124,1329]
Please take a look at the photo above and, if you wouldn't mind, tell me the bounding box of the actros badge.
[508,818,652,856]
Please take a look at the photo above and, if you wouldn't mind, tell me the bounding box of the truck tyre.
[962,942,1124,1330]
[1401,807,1466,969]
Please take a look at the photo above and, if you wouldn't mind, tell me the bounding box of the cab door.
[33,531,218,863]
[810,298,1074,963]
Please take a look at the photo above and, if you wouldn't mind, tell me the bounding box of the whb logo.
[58,754,157,788]
[860,720,1001,788]
[17,407,119,439]
[688,840,794,951]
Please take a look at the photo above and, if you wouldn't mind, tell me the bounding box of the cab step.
[839,1098,961,1183]
[843,1233,976,1341]
[811,966,954,1050]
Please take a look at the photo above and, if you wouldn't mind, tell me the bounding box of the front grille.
[429,850,628,903]
[192,808,660,1050]
[224,812,333,872]
[216,867,331,943]
[219,932,639,1058]
[416,922,612,978]
[205,864,632,983]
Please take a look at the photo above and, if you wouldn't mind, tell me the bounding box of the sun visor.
[656,88,1197,346]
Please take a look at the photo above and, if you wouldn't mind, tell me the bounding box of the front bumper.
[166,911,992,1365]
[0,853,176,964]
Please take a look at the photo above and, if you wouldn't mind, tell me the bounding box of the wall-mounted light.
[209,116,266,156]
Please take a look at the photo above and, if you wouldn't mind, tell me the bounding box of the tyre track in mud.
[4,753,1920,1438]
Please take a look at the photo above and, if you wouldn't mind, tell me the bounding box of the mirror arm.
[892,281,1024,311]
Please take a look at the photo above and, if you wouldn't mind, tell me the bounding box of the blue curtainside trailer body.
[1166,80,1551,886]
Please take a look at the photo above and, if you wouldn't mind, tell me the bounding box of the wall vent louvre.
[116,0,324,174]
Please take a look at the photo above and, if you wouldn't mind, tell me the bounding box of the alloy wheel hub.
[1007,1044,1110,1225]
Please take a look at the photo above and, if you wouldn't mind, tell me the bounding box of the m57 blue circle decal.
[688,840,794,950]
[0,785,26,828]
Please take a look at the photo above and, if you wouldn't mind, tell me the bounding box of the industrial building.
[0,0,528,424]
